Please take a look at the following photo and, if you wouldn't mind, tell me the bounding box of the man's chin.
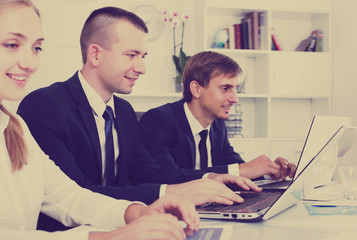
[217,114,230,120]
[116,88,133,95]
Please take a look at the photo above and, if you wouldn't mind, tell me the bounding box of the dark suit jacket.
[139,99,245,173]
[17,72,207,230]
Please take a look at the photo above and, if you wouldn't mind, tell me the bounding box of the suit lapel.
[67,73,102,174]
[112,98,128,186]
[209,123,219,166]
[175,100,196,168]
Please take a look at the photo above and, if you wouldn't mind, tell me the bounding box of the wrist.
[165,184,179,194]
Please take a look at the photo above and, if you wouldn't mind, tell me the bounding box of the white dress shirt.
[0,109,137,239]
[78,72,167,195]
[78,71,119,181]
[184,102,240,176]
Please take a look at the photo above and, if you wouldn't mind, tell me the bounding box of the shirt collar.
[183,102,210,136]
[78,71,116,118]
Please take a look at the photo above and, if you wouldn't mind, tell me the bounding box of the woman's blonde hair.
[0,0,38,171]
[0,0,40,17]
[0,105,28,171]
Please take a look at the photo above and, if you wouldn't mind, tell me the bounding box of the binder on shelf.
[241,19,250,49]
[233,23,242,49]
[242,16,252,49]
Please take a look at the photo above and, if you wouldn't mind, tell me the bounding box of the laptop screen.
[294,115,351,179]
[301,126,357,199]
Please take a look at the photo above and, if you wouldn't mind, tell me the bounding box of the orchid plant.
[163,7,192,86]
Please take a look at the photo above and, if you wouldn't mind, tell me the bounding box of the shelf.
[271,10,330,52]
[201,0,332,158]
[208,48,269,56]
[270,95,330,99]
[270,51,330,56]
[238,94,268,98]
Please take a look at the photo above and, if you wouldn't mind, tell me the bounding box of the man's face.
[198,74,239,122]
[97,21,147,98]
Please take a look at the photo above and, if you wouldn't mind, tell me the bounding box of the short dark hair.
[182,51,242,102]
[80,6,148,63]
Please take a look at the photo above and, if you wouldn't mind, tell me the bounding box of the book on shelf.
[229,25,235,49]
[271,29,281,51]
[258,12,265,50]
[212,11,264,50]
[295,35,313,51]
[316,32,323,52]
[295,29,323,52]
[247,11,259,50]
[233,23,241,49]
[240,19,250,49]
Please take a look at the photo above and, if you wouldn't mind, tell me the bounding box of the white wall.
[6,0,357,126]
[332,0,357,125]
[332,0,357,165]
[3,0,196,112]
[29,0,196,92]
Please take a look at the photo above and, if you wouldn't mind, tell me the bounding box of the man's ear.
[86,44,101,66]
[190,80,201,99]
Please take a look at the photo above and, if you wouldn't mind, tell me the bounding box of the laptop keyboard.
[201,191,280,211]
[259,180,292,189]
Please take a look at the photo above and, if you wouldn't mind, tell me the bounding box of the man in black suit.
[18,7,259,231]
[139,51,296,180]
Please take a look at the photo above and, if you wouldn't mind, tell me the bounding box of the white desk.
[199,202,357,240]
[71,200,357,240]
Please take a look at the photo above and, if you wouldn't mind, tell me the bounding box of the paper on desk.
[302,182,357,215]
[185,225,232,240]
[303,182,357,206]
[303,182,345,202]
[307,198,357,206]
[304,202,357,215]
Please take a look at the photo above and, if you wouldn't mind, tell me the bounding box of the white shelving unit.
[196,0,332,163]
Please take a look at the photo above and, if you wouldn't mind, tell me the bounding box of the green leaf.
[178,49,186,71]
[175,73,182,83]
[172,49,191,83]
[172,55,181,73]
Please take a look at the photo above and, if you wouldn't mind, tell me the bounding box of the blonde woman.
[0,1,199,239]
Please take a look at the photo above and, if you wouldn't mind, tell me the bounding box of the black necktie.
[103,106,115,186]
[199,129,208,169]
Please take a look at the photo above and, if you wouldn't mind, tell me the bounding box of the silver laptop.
[255,115,351,190]
[196,122,355,222]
